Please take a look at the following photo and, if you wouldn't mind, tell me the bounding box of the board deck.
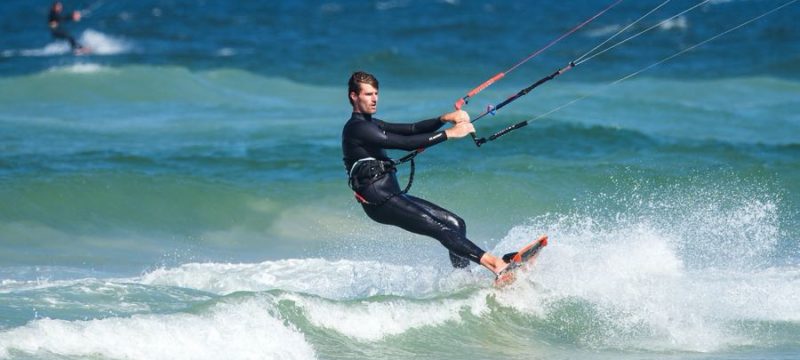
[494,235,548,287]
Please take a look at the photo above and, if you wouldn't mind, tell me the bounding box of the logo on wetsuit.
[428,133,443,142]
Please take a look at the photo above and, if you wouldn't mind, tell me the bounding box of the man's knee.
[442,214,466,236]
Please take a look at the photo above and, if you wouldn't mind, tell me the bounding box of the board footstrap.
[494,235,548,286]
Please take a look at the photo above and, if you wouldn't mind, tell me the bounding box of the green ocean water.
[1,65,798,359]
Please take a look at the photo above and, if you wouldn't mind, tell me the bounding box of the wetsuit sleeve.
[355,121,447,151]
[378,117,444,135]
[48,12,74,23]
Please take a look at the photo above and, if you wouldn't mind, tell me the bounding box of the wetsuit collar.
[351,112,372,121]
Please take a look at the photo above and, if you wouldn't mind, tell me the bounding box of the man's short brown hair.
[348,71,379,105]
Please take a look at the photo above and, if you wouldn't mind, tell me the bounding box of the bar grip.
[454,72,505,110]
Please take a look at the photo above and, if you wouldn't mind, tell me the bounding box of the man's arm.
[377,117,444,136]
[356,120,475,152]
[356,121,447,151]
[378,110,469,135]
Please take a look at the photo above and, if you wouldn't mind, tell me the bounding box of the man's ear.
[349,91,357,103]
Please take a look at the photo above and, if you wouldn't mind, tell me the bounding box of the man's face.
[351,83,378,115]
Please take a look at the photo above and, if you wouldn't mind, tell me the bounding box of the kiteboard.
[494,235,548,287]
[74,46,92,56]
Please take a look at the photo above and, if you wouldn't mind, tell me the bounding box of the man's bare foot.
[479,253,509,276]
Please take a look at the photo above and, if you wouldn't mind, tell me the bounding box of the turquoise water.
[1,1,799,359]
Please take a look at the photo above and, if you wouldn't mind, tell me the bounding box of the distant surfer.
[48,1,88,54]
[342,71,511,276]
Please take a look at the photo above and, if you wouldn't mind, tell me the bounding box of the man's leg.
[406,196,471,268]
[52,28,80,50]
[363,194,485,266]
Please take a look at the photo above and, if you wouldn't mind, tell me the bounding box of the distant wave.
[1,29,131,58]
[584,8,692,40]
[585,24,623,38]
[375,0,411,11]
[658,15,689,31]
[480,120,800,160]
[47,63,109,73]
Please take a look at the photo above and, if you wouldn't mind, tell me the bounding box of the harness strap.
[347,157,416,206]
[347,157,377,178]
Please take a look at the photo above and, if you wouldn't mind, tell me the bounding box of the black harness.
[347,157,415,206]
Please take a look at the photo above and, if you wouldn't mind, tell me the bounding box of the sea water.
[1,1,799,359]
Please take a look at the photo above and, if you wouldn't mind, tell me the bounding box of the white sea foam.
[376,0,410,11]
[658,15,689,31]
[48,63,108,73]
[78,29,131,55]
[215,47,236,57]
[281,291,490,341]
[0,297,316,360]
[586,24,623,38]
[140,258,481,299]
[13,42,71,57]
[3,29,130,58]
[0,277,84,294]
[486,188,797,352]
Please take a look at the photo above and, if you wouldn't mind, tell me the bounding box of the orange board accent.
[494,235,548,288]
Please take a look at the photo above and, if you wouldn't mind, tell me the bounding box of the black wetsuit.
[342,112,486,268]
[48,10,81,50]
